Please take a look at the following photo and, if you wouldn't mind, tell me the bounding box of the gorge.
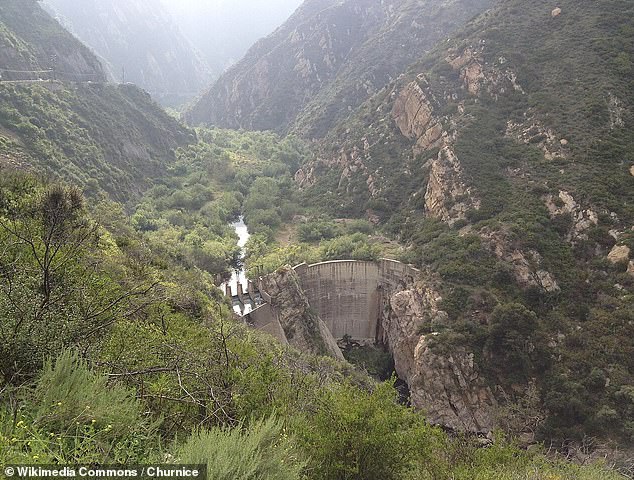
[244,258,497,433]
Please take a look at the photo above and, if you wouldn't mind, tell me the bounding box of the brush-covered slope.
[0,83,194,201]
[298,0,634,443]
[43,0,211,106]
[0,0,105,82]
[0,0,194,201]
[186,0,493,137]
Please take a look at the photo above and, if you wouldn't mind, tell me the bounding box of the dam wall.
[291,259,420,341]
[295,260,381,340]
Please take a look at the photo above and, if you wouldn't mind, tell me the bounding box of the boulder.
[608,245,631,264]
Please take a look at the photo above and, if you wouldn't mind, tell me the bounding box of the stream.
[222,216,252,315]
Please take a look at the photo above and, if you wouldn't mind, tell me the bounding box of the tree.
[0,178,155,383]
[485,303,541,381]
[295,381,443,480]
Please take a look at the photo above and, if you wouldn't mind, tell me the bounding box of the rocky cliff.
[258,266,344,360]
[381,274,498,433]
[257,261,498,433]
[186,0,493,137]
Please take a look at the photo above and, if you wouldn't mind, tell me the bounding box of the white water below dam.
[221,216,253,315]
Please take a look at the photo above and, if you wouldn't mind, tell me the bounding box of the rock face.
[392,79,444,155]
[481,228,560,292]
[256,261,497,433]
[186,0,493,136]
[424,146,480,225]
[380,276,497,433]
[410,340,498,432]
[608,245,631,265]
[258,266,344,360]
[507,118,569,161]
[545,190,598,241]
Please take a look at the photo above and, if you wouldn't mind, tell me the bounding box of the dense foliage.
[0,172,623,479]
[0,83,193,201]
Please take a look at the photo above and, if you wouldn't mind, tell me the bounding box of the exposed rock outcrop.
[446,47,525,98]
[544,190,598,241]
[424,146,480,225]
[608,244,631,265]
[608,92,625,129]
[380,274,497,432]
[507,118,569,161]
[258,266,344,360]
[480,228,560,292]
[411,339,498,432]
[391,79,444,155]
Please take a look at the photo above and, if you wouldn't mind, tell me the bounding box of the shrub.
[0,349,159,464]
[177,417,304,480]
[295,381,443,480]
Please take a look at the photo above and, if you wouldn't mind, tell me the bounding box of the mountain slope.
[0,1,194,201]
[43,0,211,106]
[185,0,493,137]
[296,0,634,442]
[0,0,105,82]
[0,83,194,201]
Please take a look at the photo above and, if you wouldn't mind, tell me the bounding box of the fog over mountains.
[161,0,303,75]
[42,0,302,106]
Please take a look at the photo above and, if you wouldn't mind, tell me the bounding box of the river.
[222,216,252,315]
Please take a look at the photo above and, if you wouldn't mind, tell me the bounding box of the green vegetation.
[0,0,105,81]
[0,83,193,201]
[0,171,622,479]
[294,0,634,449]
[0,0,631,476]
[178,417,305,480]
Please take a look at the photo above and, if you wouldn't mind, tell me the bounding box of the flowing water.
[222,216,253,315]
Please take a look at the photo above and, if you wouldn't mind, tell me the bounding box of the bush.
[295,381,443,480]
[297,219,340,242]
[0,349,159,464]
[177,417,304,480]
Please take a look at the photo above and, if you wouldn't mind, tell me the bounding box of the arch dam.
[241,259,420,346]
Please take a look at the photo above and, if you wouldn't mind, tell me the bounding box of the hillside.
[0,0,105,82]
[294,0,634,443]
[0,83,194,201]
[43,0,211,106]
[0,0,194,201]
[185,0,493,137]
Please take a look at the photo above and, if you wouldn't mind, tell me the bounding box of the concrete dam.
[245,259,420,346]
